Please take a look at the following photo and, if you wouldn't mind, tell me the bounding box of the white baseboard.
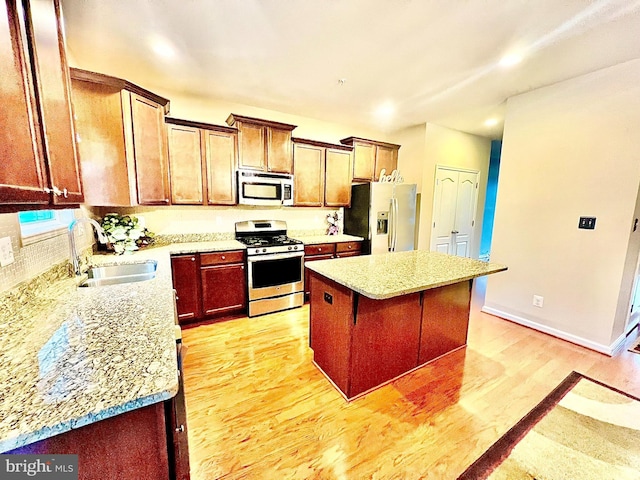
[481,306,625,356]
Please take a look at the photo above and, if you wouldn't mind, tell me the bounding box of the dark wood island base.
[309,271,473,400]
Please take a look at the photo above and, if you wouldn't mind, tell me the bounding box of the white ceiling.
[60,0,640,139]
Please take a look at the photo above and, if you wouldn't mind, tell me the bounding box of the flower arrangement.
[100,213,155,255]
[326,211,341,235]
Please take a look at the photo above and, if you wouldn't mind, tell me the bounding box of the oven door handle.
[247,251,305,262]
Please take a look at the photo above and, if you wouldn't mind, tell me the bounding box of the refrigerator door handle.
[393,198,399,251]
[388,198,394,251]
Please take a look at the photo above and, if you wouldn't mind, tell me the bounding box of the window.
[18,209,76,245]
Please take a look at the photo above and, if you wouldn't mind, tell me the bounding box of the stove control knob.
[294,245,299,250]
[262,248,267,253]
[255,249,260,254]
[288,246,292,250]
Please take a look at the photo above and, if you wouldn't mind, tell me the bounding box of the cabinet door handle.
[318,248,322,252]
[348,245,352,249]
[191,257,195,261]
[221,255,226,260]
[175,425,185,433]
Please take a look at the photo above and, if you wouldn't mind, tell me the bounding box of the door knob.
[451,230,459,234]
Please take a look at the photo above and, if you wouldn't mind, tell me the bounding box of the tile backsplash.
[0,208,94,293]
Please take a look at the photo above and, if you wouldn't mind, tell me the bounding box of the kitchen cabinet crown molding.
[166,116,237,134]
[340,136,401,150]
[70,67,170,114]
[292,137,353,151]
[226,113,297,131]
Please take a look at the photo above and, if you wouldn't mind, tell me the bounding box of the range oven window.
[251,256,302,289]
[243,182,281,200]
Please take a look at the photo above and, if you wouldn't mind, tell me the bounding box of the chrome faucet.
[68,218,108,275]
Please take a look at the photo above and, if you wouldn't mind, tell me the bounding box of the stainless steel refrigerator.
[344,183,417,255]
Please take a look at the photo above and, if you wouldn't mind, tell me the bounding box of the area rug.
[629,337,640,354]
[458,371,640,479]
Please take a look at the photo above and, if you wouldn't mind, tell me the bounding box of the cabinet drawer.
[200,250,244,266]
[305,253,334,263]
[336,241,361,254]
[304,243,336,256]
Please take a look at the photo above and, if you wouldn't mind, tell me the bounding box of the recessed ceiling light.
[499,53,522,68]
[149,35,177,60]
[374,101,396,120]
[484,118,498,127]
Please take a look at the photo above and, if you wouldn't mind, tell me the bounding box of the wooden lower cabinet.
[201,263,246,317]
[304,243,336,298]
[418,280,472,365]
[6,400,183,480]
[171,250,247,323]
[335,241,361,258]
[304,242,361,298]
[171,254,202,323]
[7,341,190,479]
[309,272,473,399]
[350,294,422,396]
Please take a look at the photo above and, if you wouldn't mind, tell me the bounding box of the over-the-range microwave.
[237,169,294,206]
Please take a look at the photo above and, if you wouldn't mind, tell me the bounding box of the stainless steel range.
[235,220,304,317]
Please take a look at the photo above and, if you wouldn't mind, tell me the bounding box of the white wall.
[153,89,391,146]
[0,208,94,293]
[91,205,338,236]
[417,124,491,257]
[390,123,426,192]
[484,59,640,352]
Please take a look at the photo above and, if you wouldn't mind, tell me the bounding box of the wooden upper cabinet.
[166,117,238,206]
[267,126,293,173]
[352,142,375,182]
[226,114,296,173]
[293,141,324,206]
[293,138,353,207]
[0,0,82,208]
[341,137,401,182]
[375,144,399,180]
[167,122,203,204]
[325,147,353,207]
[236,122,265,170]
[70,68,170,206]
[203,127,237,205]
[29,0,82,205]
[130,92,170,205]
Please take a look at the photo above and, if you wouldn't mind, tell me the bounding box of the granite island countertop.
[305,250,507,300]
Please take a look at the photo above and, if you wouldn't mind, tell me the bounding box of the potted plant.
[100,213,155,255]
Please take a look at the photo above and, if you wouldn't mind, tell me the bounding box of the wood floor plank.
[181,298,640,480]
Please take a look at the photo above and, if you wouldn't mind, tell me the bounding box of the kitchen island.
[306,250,507,399]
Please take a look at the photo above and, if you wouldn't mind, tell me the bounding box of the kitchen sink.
[78,260,158,287]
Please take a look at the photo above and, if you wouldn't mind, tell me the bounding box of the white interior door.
[432,170,458,254]
[431,167,479,257]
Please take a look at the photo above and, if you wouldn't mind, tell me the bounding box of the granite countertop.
[305,250,507,300]
[0,247,182,453]
[292,234,364,245]
[0,234,362,452]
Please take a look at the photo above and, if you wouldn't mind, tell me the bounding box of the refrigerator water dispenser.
[376,211,389,235]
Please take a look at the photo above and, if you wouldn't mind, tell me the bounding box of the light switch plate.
[0,236,15,267]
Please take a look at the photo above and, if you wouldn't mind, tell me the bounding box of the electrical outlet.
[0,236,15,267]
[533,295,544,308]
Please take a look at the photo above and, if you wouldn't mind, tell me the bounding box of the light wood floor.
[181,285,640,479]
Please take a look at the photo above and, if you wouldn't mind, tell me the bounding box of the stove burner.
[237,235,303,248]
